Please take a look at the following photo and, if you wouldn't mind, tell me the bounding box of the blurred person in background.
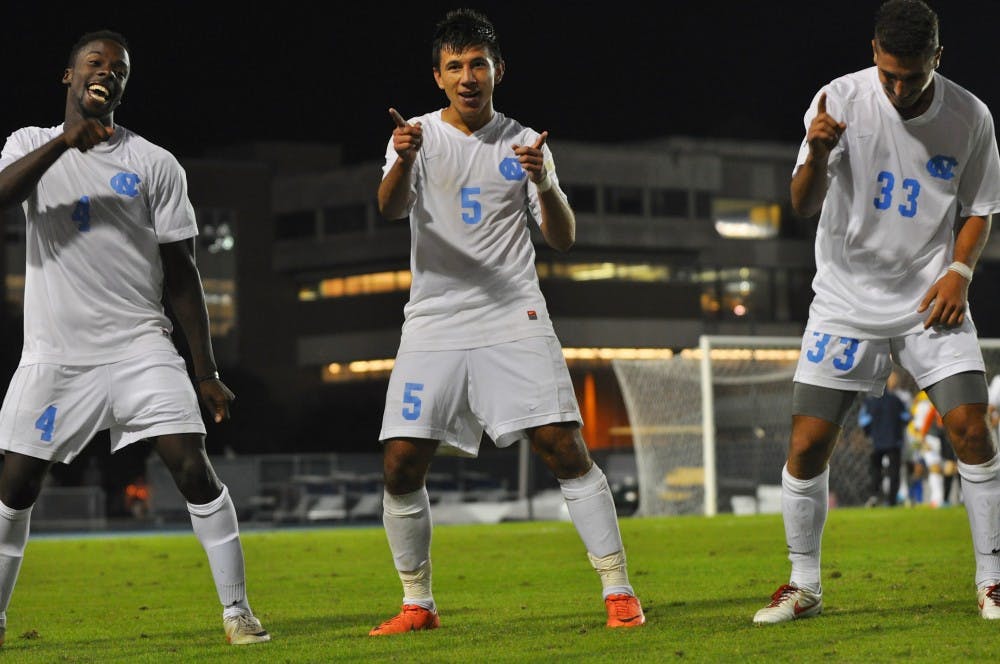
[858,369,911,506]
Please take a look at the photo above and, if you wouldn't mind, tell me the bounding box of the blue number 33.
[805,333,860,371]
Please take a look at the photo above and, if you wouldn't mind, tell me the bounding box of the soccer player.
[0,31,269,645]
[369,8,644,635]
[753,0,1000,624]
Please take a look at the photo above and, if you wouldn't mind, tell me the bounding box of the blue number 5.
[461,187,482,224]
[35,405,57,442]
[402,382,424,421]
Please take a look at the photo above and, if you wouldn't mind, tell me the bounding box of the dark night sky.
[3,1,998,164]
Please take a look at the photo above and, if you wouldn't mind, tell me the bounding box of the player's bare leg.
[371,438,440,636]
[754,415,840,624]
[943,402,1000,618]
[531,423,644,627]
[155,434,269,644]
[0,453,51,646]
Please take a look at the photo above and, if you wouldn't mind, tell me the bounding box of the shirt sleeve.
[147,151,198,244]
[957,109,1000,218]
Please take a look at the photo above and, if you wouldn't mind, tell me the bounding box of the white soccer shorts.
[0,350,206,463]
[793,318,985,396]
[379,335,582,456]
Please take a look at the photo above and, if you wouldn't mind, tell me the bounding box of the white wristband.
[535,171,553,193]
[948,261,974,281]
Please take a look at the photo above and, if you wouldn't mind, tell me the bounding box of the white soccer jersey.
[0,125,199,364]
[796,67,1000,338]
[382,110,564,351]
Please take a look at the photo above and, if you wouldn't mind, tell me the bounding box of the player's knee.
[382,452,429,494]
[947,414,992,458]
[530,424,591,476]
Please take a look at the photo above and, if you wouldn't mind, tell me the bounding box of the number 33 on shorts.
[805,332,860,371]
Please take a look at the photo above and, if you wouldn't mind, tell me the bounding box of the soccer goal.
[613,335,1000,517]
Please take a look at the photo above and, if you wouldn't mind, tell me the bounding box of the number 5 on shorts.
[35,405,57,442]
[402,383,424,421]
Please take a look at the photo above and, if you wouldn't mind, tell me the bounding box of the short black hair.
[431,8,502,68]
[68,30,129,67]
[874,0,939,57]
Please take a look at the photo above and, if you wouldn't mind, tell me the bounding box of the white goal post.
[612,335,1000,518]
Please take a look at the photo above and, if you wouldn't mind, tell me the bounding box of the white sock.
[957,455,1000,588]
[382,488,434,610]
[928,472,945,507]
[0,500,31,623]
[559,465,634,596]
[782,464,828,593]
[188,485,251,616]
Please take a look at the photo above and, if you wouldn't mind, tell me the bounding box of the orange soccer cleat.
[369,604,441,636]
[604,593,646,628]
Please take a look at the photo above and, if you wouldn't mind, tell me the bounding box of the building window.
[650,188,689,218]
[563,184,597,213]
[605,186,643,216]
[299,270,413,301]
[694,191,713,219]
[275,210,317,240]
[323,204,367,235]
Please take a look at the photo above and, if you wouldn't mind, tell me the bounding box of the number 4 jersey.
[797,67,1000,338]
[382,110,563,352]
[0,125,199,364]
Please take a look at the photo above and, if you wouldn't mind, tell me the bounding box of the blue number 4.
[72,196,91,231]
[402,382,424,421]
[35,405,57,442]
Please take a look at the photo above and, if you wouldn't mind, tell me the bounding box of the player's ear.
[62,68,72,85]
[494,59,504,85]
[433,67,444,91]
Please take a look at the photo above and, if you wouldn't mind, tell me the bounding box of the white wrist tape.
[948,261,974,281]
[535,171,553,193]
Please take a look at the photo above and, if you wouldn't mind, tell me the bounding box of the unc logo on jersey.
[926,155,958,180]
[498,157,526,181]
[110,172,142,197]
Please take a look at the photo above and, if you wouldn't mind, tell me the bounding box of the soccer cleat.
[604,593,646,628]
[223,612,271,645]
[978,583,1000,619]
[369,604,440,636]
[753,583,823,624]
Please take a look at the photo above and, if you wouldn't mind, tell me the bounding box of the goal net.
[612,336,1000,517]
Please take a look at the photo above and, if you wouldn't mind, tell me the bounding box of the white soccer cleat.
[753,583,823,624]
[978,583,1000,619]
[224,611,271,645]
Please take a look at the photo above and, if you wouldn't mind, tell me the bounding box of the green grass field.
[0,506,993,662]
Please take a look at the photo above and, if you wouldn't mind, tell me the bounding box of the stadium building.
[3,136,1000,524]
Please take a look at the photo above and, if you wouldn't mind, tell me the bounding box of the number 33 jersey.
[382,110,564,352]
[0,125,199,364]
[796,67,1000,338]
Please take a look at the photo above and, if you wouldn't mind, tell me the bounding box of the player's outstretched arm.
[378,108,422,221]
[0,120,113,207]
[917,214,991,329]
[514,131,575,251]
[790,92,846,218]
[161,238,234,423]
